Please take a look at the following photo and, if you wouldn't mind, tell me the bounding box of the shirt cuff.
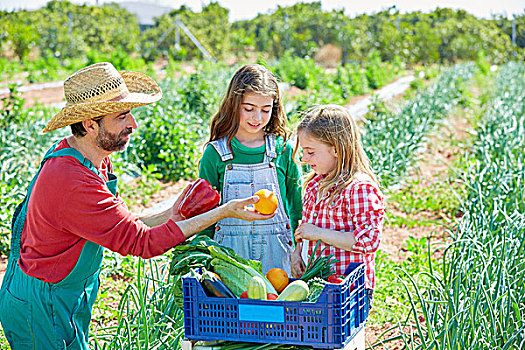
[167,219,187,246]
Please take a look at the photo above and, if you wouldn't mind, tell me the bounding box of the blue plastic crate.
[182,262,367,349]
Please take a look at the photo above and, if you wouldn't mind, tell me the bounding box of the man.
[0,62,273,350]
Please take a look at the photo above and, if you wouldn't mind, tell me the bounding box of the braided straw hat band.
[43,63,162,133]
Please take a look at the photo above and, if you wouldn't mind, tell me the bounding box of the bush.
[130,104,200,180]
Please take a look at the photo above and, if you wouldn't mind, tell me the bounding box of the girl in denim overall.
[198,64,303,275]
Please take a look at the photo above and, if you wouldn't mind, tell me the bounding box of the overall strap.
[44,147,102,179]
[264,134,277,161]
[9,143,105,261]
[210,137,233,162]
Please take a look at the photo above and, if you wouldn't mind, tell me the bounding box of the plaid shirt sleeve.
[347,182,384,254]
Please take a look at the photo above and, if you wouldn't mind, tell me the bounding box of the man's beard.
[96,126,133,152]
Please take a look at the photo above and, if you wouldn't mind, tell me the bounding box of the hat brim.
[43,71,162,133]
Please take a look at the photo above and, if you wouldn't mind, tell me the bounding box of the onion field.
[1,2,524,349]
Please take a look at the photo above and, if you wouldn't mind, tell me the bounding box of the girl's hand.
[291,244,306,278]
[294,222,319,242]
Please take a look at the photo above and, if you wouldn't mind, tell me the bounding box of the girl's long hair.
[207,64,288,148]
[293,104,380,202]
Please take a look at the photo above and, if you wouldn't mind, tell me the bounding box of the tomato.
[240,291,249,299]
[327,274,344,284]
[266,293,278,300]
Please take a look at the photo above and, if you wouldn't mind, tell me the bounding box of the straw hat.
[43,62,162,133]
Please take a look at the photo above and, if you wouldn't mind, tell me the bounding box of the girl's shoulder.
[278,136,300,157]
[351,172,376,185]
[304,174,323,191]
[201,143,222,160]
[274,135,293,149]
[202,142,217,154]
[343,173,383,199]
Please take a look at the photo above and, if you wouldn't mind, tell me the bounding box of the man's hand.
[176,195,275,240]
[170,183,192,221]
[222,195,276,221]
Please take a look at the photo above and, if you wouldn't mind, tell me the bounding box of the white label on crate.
[238,304,285,323]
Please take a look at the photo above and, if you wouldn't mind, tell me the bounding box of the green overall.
[0,143,118,349]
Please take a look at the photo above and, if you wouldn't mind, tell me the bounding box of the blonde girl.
[291,104,384,302]
[198,64,303,275]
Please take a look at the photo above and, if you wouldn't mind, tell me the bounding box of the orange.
[266,268,289,293]
[254,189,278,215]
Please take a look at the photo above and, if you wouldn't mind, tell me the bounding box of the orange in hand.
[254,189,278,215]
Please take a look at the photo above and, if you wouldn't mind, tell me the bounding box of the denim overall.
[211,135,293,275]
[0,142,117,350]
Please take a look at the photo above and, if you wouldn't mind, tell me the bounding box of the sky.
[1,0,523,20]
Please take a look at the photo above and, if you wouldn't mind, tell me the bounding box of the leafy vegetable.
[211,259,252,297]
[305,278,329,303]
[300,240,338,282]
[209,246,277,296]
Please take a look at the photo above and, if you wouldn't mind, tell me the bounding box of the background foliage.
[1,2,524,348]
[0,0,523,77]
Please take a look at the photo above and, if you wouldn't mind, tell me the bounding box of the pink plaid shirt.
[303,173,384,289]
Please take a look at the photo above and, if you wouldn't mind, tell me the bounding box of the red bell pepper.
[178,178,221,219]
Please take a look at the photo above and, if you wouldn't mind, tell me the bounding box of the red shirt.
[303,173,384,289]
[19,138,185,283]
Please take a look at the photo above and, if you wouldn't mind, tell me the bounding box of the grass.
[371,238,444,326]
[385,177,463,228]
[389,62,525,349]
[370,173,457,332]
[0,328,8,349]
[365,68,493,346]
[91,255,185,349]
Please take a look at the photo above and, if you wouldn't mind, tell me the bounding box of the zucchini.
[247,276,267,300]
[276,280,309,301]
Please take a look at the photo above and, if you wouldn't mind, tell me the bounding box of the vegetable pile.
[171,236,343,304]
